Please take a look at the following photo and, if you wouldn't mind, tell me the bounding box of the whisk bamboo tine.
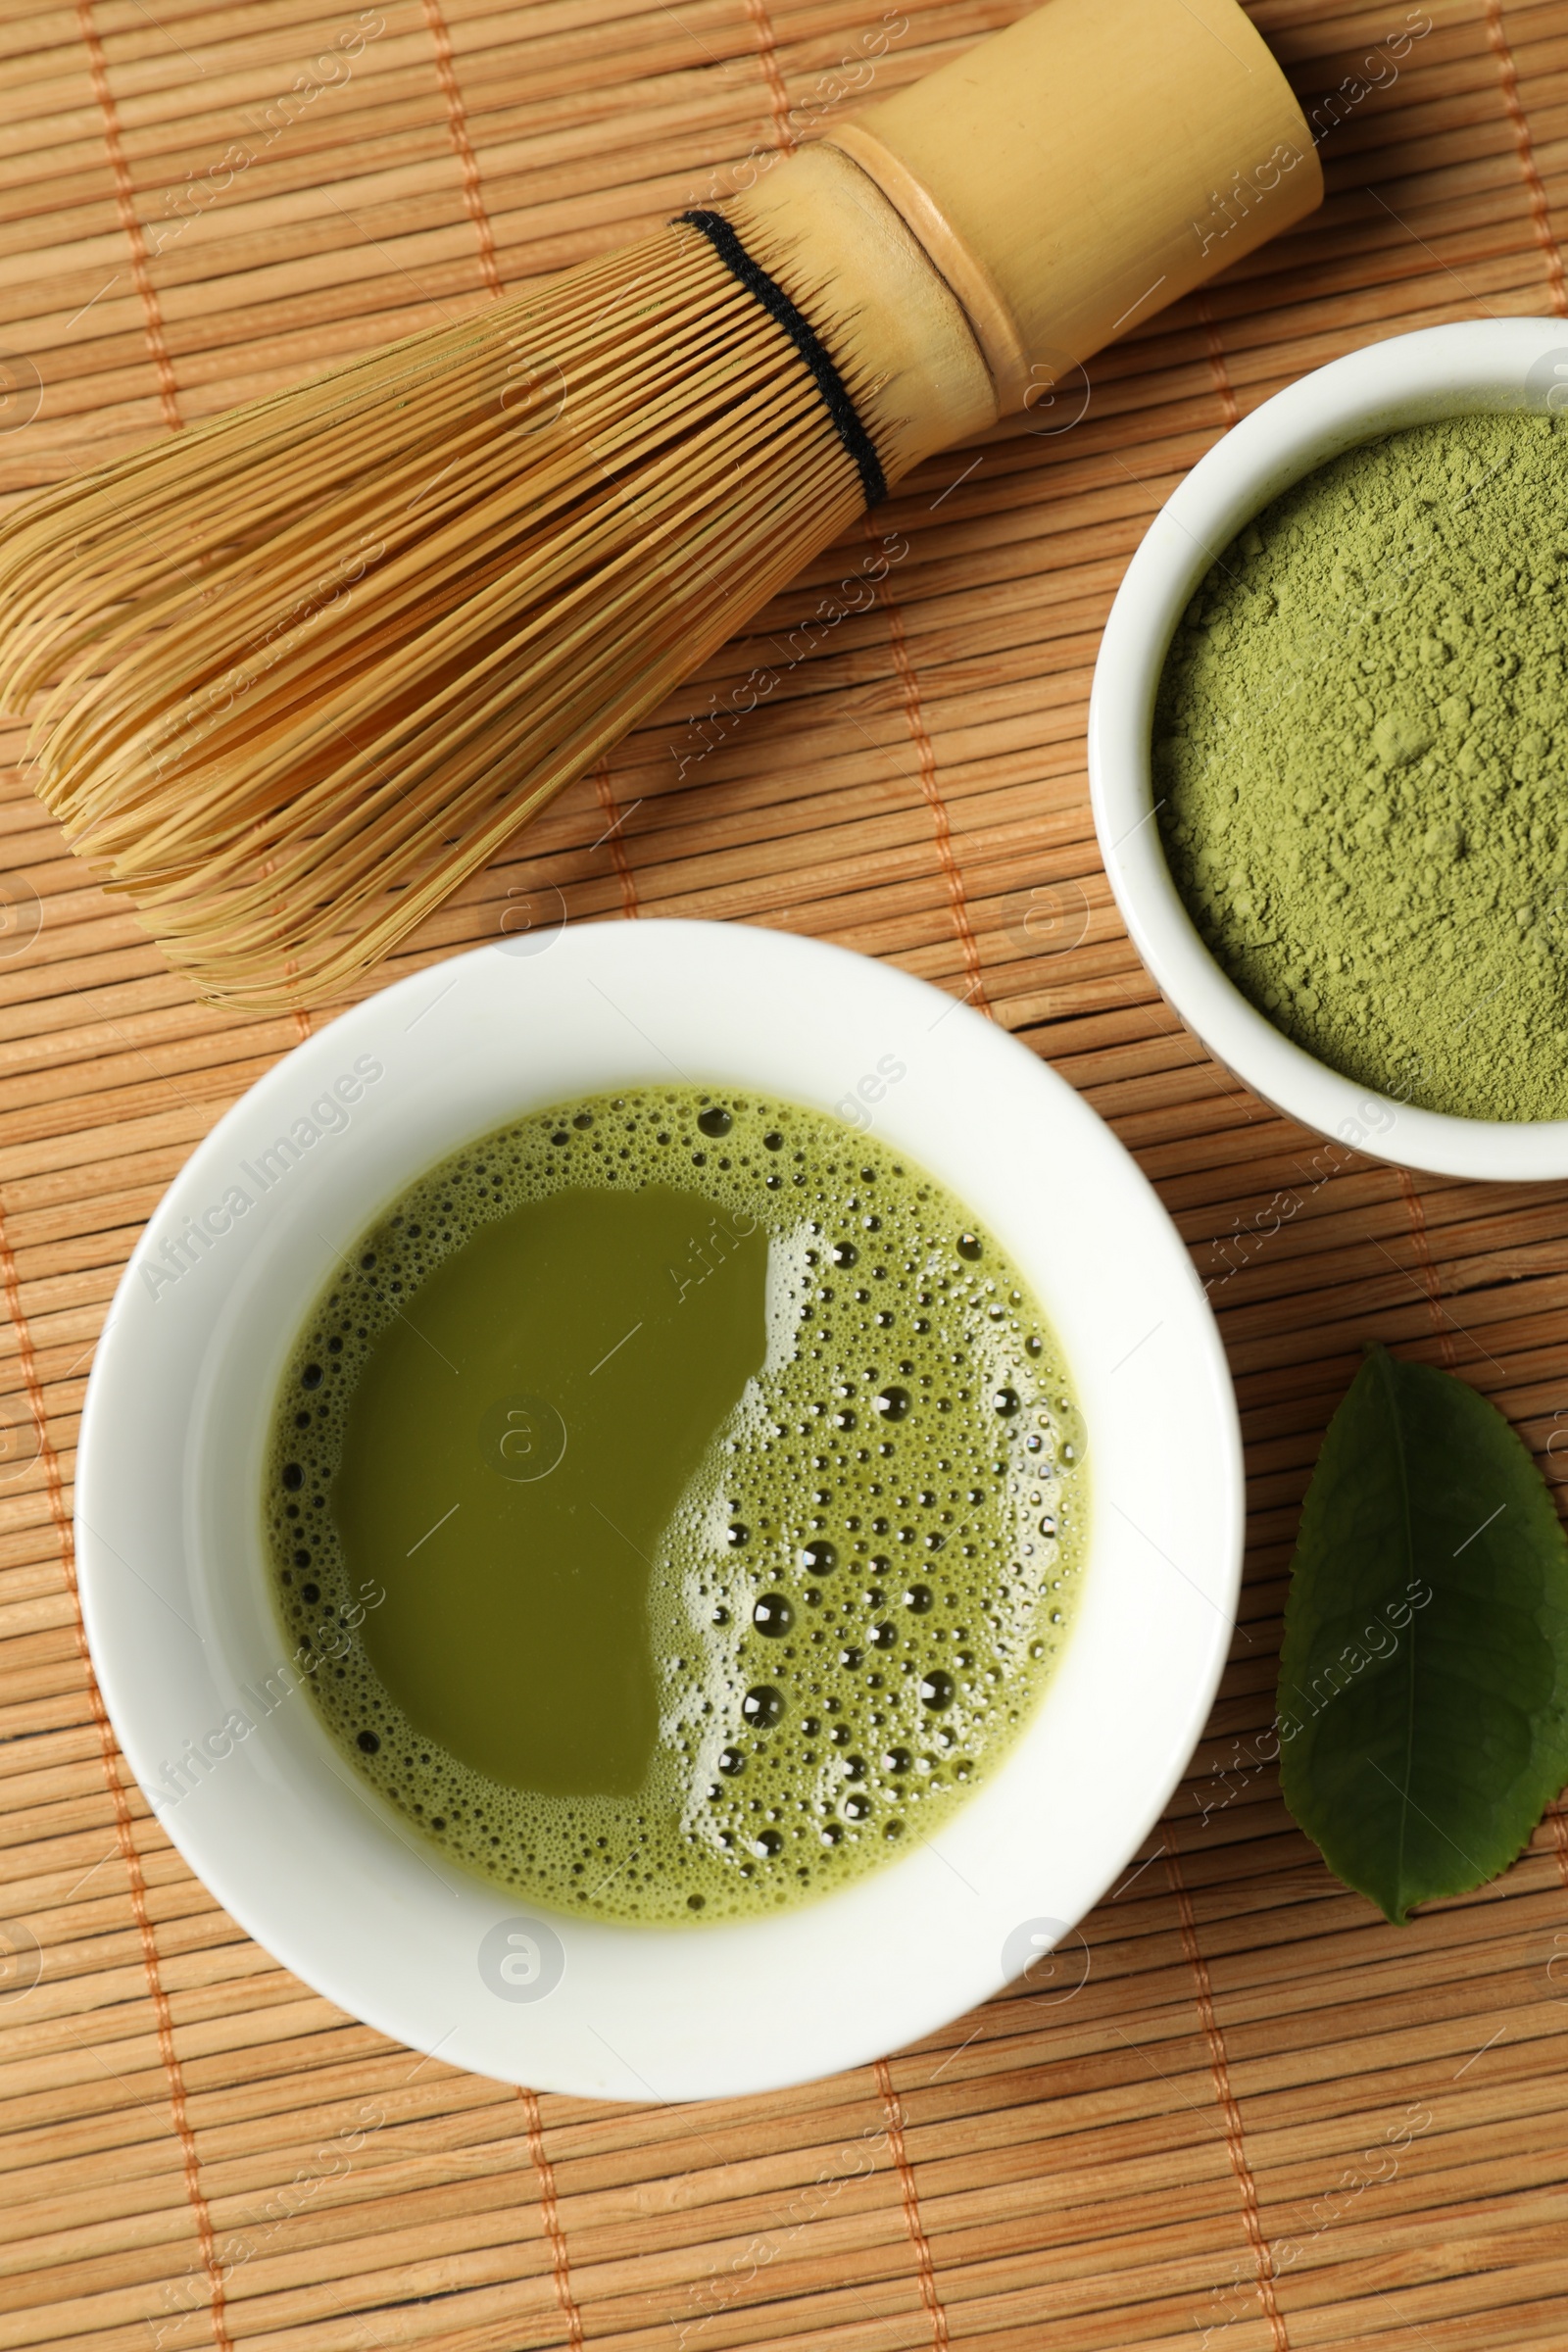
[141,428,843,903]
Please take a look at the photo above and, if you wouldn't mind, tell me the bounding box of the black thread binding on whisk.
[677,208,887,510]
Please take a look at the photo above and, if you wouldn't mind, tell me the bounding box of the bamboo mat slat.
[2,0,1568,2345]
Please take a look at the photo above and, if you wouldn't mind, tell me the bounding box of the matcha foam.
[1156,411,1568,1122]
[265,1086,1086,1925]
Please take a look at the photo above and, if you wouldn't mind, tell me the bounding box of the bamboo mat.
[2,0,1568,2345]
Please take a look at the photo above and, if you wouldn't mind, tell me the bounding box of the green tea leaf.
[1278,1347,1568,1924]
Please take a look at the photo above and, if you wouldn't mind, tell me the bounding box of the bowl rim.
[1088,315,1568,1182]
[75,919,1244,2102]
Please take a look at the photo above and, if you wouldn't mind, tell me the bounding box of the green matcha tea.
[265,1086,1087,1924]
[1155,411,1568,1121]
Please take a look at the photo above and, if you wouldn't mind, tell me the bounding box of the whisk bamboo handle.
[719,146,998,486]
[822,0,1320,422]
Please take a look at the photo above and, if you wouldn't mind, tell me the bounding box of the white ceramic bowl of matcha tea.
[1090,317,1568,1183]
[77,921,1240,2100]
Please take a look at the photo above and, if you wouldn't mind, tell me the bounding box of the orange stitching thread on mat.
[873,2057,951,2352]
[270,882,314,1047]
[1396,1169,1458,1371]
[518,2086,586,2349]
[1546,1802,1568,1894]
[77,0,180,432]
[1164,1842,1290,2352]
[1196,291,1241,431]
[0,1205,233,2350]
[1483,0,1568,318]
[592,758,640,918]
[279,954,313,1047]
[866,522,991,1019]
[421,0,505,299]
[742,0,796,155]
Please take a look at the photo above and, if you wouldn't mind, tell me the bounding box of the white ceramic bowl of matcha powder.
[1090,317,1568,1182]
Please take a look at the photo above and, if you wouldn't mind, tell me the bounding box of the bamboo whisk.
[0,0,1318,1010]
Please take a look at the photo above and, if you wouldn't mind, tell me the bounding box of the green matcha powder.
[1156,411,1568,1122]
